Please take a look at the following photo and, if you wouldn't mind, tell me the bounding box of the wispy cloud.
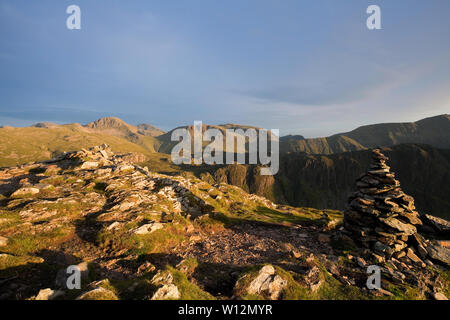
[0,1,449,136]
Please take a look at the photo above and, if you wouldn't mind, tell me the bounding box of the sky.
[0,0,449,137]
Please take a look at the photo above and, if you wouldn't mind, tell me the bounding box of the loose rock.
[34,288,65,300]
[0,236,8,247]
[245,265,287,300]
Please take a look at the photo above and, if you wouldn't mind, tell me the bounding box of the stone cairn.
[344,149,429,265]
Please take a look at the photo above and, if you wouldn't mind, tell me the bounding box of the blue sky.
[0,0,449,137]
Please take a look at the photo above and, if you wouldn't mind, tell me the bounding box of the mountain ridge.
[1,115,449,218]
[281,114,450,154]
[3,114,448,156]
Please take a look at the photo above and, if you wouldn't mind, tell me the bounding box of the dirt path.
[174,222,334,266]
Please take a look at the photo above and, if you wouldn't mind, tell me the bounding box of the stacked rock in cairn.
[344,149,427,263]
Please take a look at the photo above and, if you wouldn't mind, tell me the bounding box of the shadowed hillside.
[137,124,165,137]
[206,144,450,220]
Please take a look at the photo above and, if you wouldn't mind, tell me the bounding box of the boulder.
[426,243,450,266]
[432,292,448,300]
[0,236,8,247]
[304,266,324,292]
[150,271,180,300]
[380,217,416,235]
[11,187,40,197]
[374,241,394,256]
[246,265,287,300]
[151,271,174,286]
[107,221,122,230]
[34,288,65,300]
[406,248,424,266]
[134,222,164,235]
[356,257,367,268]
[80,161,99,170]
[115,164,135,172]
[99,150,109,159]
[151,284,180,300]
[422,214,450,235]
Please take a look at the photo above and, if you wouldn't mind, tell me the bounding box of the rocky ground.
[0,145,448,300]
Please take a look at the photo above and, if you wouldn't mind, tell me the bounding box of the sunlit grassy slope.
[0,124,160,167]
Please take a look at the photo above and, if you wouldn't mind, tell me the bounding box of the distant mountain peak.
[217,123,262,130]
[280,134,306,141]
[33,122,58,129]
[415,114,450,124]
[85,117,132,130]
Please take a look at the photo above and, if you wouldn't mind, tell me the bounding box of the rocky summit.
[0,145,448,300]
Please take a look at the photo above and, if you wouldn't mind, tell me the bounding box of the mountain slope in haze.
[207,144,450,219]
[84,117,163,152]
[155,114,450,156]
[85,117,138,137]
[281,114,450,154]
[85,117,165,138]
[280,134,305,141]
[136,123,165,137]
